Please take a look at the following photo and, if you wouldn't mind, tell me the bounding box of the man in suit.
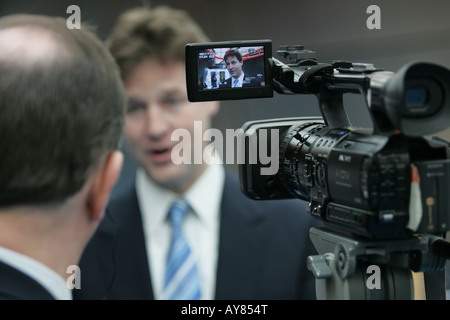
[74,5,320,300]
[220,48,262,88]
[0,14,126,299]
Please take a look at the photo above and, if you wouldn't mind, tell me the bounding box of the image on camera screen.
[196,46,265,90]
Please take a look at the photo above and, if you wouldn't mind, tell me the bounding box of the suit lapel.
[107,184,155,299]
[215,170,267,299]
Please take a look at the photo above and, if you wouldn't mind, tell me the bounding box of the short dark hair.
[0,14,126,207]
[224,49,243,63]
[107,6,210,79]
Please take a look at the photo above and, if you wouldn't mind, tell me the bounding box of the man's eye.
[126,99,146,114]
[159,95,186,108]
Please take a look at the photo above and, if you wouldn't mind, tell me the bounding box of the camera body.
[185,40,450,240]
[239,117,450,239]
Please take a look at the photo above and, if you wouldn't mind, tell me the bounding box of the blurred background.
[1,0,450,299]
[2,0,449,185]
[1,0,449,188]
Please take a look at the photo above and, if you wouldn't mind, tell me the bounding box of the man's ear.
[85,150,124,221]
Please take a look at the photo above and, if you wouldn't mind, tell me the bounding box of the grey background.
[1,0,450,299]
[2,0,449,192]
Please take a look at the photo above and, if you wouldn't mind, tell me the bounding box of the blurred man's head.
[108,6,219,193]
[0,14,126,209]
[0,14,126,274]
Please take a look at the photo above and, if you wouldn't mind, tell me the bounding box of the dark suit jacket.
[219,74,262,89]
[0,261,55,300]
[73,169,320,300]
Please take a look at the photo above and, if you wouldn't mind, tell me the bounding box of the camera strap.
[299,63,333,90]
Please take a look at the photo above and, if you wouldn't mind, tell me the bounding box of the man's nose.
[145,105,169,140]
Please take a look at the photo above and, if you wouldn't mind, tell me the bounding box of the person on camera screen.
[220,48,261,88]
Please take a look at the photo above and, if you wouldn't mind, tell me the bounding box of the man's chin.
[146,162,181,180]
[145,164,187,191]
[144,162,205,193]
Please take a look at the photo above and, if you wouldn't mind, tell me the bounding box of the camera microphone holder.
[307,226,449,299]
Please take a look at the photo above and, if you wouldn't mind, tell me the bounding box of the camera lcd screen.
[186,40,273,101]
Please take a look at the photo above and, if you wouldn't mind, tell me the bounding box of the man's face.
[225,55,243,78]
[123,58,219,192]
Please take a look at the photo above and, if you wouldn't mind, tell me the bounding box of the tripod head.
[307,226,449,299]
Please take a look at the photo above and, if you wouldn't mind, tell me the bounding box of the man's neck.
[0,206,87,279]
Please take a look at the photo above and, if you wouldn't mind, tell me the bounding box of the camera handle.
[307,226,448,299]
[316,87,351,129]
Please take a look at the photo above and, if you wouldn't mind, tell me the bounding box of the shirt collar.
[136,168,174,228]
[0,246,72,300]
[184,162,224,227]
[233,73,245,86]
[136,162,225,228]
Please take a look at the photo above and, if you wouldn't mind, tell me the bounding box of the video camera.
[186,40,450,298]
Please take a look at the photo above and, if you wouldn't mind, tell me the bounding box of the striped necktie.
[162,198,201,300]
[233,78,239,87]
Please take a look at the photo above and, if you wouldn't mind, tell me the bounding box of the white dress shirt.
[232,73,245,87]
[136,161,225,300]
[0,246,72,300]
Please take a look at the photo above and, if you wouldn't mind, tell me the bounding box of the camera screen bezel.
[185,40,273,102]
